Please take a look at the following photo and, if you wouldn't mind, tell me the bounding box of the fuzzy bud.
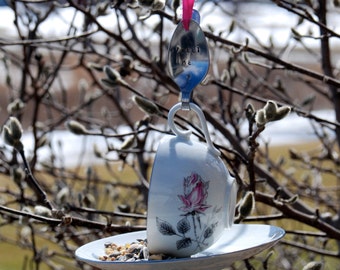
[83,193,96,208]
[34,205,52,217]
[122,55,134,69]
[20,226,31,242]
[281,194,299,204]
[291,27,302,41]
[56,187,70,204]
[263,101,278,121]
[152,0,165,10]
[302,261,323,270]
[255,100,291,126]
[220,69,230,83]
[87,62,103,71]
[66,120,88,135]
[132,95,160,115]
[119,55,134,77]
[37,134,48,148]
[9,117,23,140]
[7,98,25,114]
[3,126,15,146]
[273,106,291,121]
[104,65,122,84]
[238,191,255,219]
[120,136,135,150]
[245,103,255,121]
[93,143,103,158]
[118,204,131,213]
[255,109,266,126]
[138,0,154,8]
[2,117,24,150]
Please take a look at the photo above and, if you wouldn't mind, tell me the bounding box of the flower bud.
[255,109,266,126]
[273,106,291,121]
[56,187,70,204]
[93,143,103,158]
[220,69,230,83]
[152,0,165,10]
[20,226,31,242]
[3,126,15,146]
[104,65,121,83]
[120,136,135,150]
[36,134,48,148]
[9,117,23,140]
[291,27,302,41]
[263,100,278,121]
[83,193,96,208]
[66,120,88,135]
[138,0,154,8]
[245,103,255,121]
[238,191,255,218]
[2,117,24,150]
[302,261,323,270]
[282,194,299,204]
[7,98,25,114]
[119,55,134,77]
[34,205,52,217]
[87,62,103,71]
[255,100,290,126]
[122,55,134,69]
[132,95,160,115]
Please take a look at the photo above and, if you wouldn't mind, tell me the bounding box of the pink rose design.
[178,173,211,214]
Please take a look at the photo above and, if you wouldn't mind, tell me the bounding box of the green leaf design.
[156,217,176,235]
[177,217,191,234]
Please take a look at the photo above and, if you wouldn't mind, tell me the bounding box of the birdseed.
[98,239,173,262]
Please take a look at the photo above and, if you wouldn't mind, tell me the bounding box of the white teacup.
[147,102,238,258]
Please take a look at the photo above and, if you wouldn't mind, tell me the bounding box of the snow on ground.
[0,3,339,166]
[1,2,340,63]
[4,109,331,168]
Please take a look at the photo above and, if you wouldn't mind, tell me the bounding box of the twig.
[204,31,340,89]
[256,191,340,240]
[0,30,98,46]
[280,239,339,257]
[66,205,146,219]
[0,205,146,233]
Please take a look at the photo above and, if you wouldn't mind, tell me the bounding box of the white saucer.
[75,224,285,270]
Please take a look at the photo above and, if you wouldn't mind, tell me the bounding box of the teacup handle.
[168,102,220,157]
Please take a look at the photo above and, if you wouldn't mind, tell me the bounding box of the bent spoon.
[168,13,209,110]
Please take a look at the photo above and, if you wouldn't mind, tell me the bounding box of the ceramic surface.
[146,103,237,257]
[75,224,285,270]
[147,134,236,257]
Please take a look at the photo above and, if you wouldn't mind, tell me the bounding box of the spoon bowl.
[168,19,210,109]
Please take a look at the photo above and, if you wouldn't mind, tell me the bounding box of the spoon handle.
[168,18,210,110]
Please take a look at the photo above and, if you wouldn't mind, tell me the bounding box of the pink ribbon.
[182,0,194,31]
